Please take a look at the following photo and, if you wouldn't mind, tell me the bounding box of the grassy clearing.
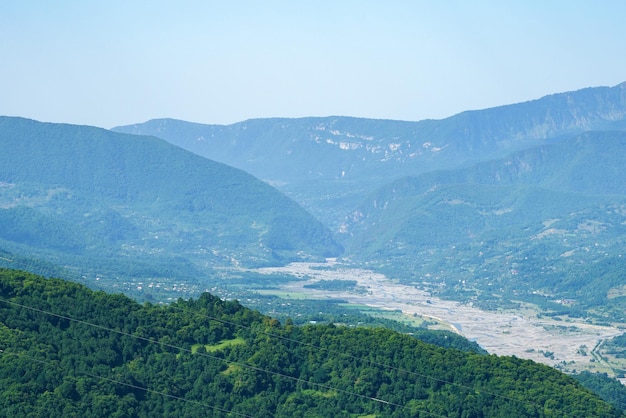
[221,364,241,375]
[607,284,626,300]
[300,389,337,398]
[192,337,245,354]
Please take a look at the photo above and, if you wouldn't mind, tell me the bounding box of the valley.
[253,261,625,375]
[4,83,626,412]
[5,3,626,413]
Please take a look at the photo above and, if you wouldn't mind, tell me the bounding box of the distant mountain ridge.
[4,82,626,321]
[0,116,342,288]
[114,82,626,174]
[113,82,626,227]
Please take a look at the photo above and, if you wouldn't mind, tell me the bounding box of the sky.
[1,1,625,129]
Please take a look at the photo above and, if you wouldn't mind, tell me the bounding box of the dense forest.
[0,269,621,417]
[0,116,343,278]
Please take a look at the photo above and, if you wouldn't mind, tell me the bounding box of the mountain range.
[3,83,626,316]
[3,83,626,413]
[113,82,626,228]
[109,82,626,321]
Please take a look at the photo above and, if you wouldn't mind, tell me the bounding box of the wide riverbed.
[256,261,622,371]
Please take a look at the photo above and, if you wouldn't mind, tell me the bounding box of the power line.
[0,349,255,418]
[165,300,534,408]
[0,266,540,415]
[0,292,547,416]
[0,296,411,414]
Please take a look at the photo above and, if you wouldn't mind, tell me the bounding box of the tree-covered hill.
[0,269,621,417]
[0,116,342,284]
[341,131,626,319]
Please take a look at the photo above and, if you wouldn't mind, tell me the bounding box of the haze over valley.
[5,1,626,414]
[3,83,626,414]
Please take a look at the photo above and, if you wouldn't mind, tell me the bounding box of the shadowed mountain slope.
[0,117,342,285]
[341,131,626,319]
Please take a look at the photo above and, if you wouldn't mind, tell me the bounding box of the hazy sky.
[2,1,625,128]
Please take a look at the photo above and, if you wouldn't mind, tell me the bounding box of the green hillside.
[0,116,342,289]
[0,269,621,417]
[342,131,626,319]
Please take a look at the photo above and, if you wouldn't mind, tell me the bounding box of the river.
[256,261,622,372]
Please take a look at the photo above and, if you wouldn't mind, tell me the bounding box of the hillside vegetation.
[0,269,621,417]
[342,131,626,319]
[0,117,342,288]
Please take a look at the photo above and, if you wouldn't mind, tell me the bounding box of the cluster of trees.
[0,268,621,417]
[303,279,366,293]
[227,288,486,353]
[574,371,626,412]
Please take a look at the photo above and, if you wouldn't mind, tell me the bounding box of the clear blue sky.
[1,1,625,128]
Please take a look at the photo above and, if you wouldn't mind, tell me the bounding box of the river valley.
[255,261,623,375]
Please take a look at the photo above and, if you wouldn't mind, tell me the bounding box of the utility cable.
[0,349,254,418]
[0,297,410,413]
[165,300,533,408]
[0,293,549,416]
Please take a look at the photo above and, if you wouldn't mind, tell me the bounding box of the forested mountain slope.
[113,82,626,226]
[0,269,620,417]
[342,131,626,319]
[0,117,342,287]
